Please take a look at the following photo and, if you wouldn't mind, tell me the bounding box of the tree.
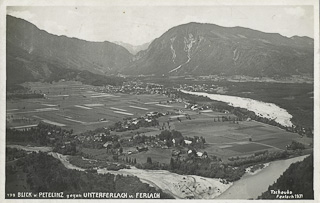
[159,130,171,141]
[112,155,118,161]
[147,157,152,164]
[170,158,175,170]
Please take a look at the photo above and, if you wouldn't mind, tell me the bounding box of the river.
[180,90,293,127]
[218,155,309,199]
[6,144,231,199]
[6,144,308,199]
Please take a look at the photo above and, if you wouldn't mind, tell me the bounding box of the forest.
[258,155,313,199]
[6,148,173,199]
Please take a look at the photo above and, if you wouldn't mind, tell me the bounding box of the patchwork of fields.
[6,81,180,133]
[6,81,313,161]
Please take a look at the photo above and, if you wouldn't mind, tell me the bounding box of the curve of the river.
[6,145,231,199]
[7,145,307,199]
[180,90,293,127]
[218,155,309,199]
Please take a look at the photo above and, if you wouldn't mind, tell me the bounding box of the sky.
[7,5,314,46]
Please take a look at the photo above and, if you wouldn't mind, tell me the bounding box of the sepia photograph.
[1,0,319,201]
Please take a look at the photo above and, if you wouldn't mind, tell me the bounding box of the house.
[172,149,181,156]
[191,105,198,110]
[146,112,157,117]
[184,140,192,145]
[103,141,113,148]
[136,146,148,152]
[196,152,203,157]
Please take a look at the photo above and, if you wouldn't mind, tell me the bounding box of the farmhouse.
[184,140,192,145]
[136,146,148,152]
[103,141,113,148]
[172,149,181,156]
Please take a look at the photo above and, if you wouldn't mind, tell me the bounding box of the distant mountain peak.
[113,41,151,55]
[124,21,313,77]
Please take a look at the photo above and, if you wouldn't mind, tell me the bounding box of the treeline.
[67,156,129,171]
[6,84,28,93]
[6,122,77,155]
[46,68,125,86]
[6,147,28,162]
[258,155,313,199]
[6,150,173,198]
[6,84,45,100]
[6,93,44,100]
[136,155,245,182]
[228,150,289,167]
[136,149,306,182]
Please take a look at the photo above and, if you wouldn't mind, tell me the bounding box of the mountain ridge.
[6,15,314,83]
[6,15,133,85]
[124,21,313,76]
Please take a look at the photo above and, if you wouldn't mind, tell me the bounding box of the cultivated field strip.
[74,105,93,110]
[42,119,66,127]
[64,118,86,124]
[113,111,134,116]
[110,107,127,111]
[91,94,120,98]
[129,105,149,110]
[155,104,174,108]
[144,101,159,104]
[11,124,38,129]
[83,104,104,107]
[41,104,58,107]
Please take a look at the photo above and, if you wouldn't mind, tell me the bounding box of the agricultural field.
[6,81,313,163]
[168,115,312,158]
[6,81,183,134]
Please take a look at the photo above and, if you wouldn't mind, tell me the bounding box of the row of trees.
[136,155,245,182]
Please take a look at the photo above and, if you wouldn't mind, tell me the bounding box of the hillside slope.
[124,22,313,77]
[6,15,133,85]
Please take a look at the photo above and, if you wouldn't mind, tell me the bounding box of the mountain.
[123,22,313,77]
[7,16,314,83]
[6,15,133,85]
[113,41,151,55]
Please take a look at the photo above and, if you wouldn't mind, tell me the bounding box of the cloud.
[284,7,306,18]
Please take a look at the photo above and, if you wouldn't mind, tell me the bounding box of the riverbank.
[218,155,309,199]
[6,144,310,199]
[98,167,232,199]
[6,144,232,199]
[180,90,293,127]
